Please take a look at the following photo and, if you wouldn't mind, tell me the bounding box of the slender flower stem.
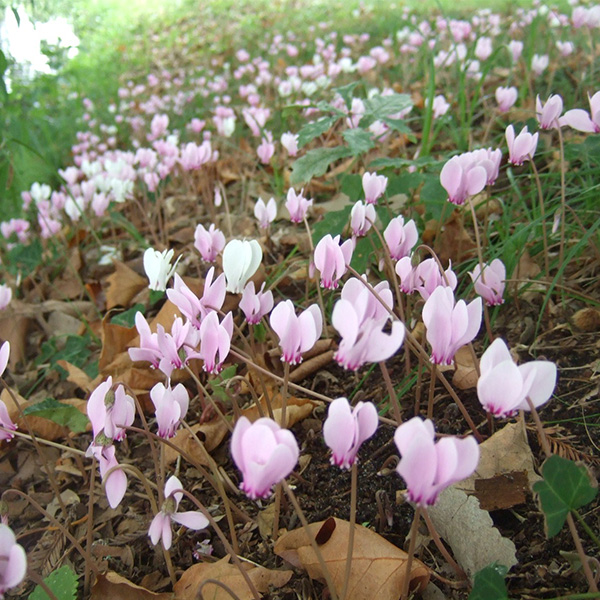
[421,509,468,581]
[84,459,96,597]
[185,365,233,433]
[303,216,329,339]
[0,426,86,454]
[27,569,60,600]
[379,361,402,424]
[282,481,339,600]
[557,126,567,279]
[341,463,358,600]
[400,505,422,600]
[180,490,261,600]
[530,160,551,277]
[526,398,598,593]
[572,509,600,550]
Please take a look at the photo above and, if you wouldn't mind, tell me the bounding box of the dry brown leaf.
[0,302,29,368]
[452,346,478,390]
[274,517,430,599]
[424,212,477,265]
[163,419,229,465]
[105,261,148,310]
[91,572,172,600]
[2,389,88,440]
[242,394,320,428]
[99,315,138,370]
[456,421,540,507]
[56,360,95,393]
[174,556,292,600]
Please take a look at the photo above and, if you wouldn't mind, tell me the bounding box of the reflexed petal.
[231,417,252,472]
[479,338,512,376]
[171,511,209,530]
[517,361,557,409]
[149,513,166,545]
[323,398,355,459]
[5,543,27,589]
[0,341,10,378]
[477,359,524,415]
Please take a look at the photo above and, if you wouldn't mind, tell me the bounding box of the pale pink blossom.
[495,86,518,112]
[396,256,457,300]
[506,124,539,165]
[148,476,209,549]
[323,398,378,468]
[150,382,189,438]
[559,91,600,133]
[431,95,450,119]
[257,133,275,164]
[422,286,482,365]
[285,188,312,223]
[194,223,225,263]
[313,234,353,289]
[88,443,127,509]
[129,312,162,368]
[394,417,479,506]
[156,318,202,378]
[0,285,11,311]
[477,338,557,417]
[362,172,388,205]
[198,312,233,374]
[350,201,376,237]
[270,300,322,365]
[475,37,493,61]
[231,416,299,499]
[239,281,274,325]
[556,41,574,57]
[281,132,299,156]
[254,197,277,229]
[531,54,549,76]
[440,153,488,206]
[469,259,506,306]
[507,40,523,63]
[536,94,563,129]
[0,524,27,597]
[87,377,135,442]
[384,216,418,260]
[149,114,169,140]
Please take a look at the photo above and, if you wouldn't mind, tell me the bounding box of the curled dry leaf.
[242,394,321,429]
[91,571,172,600]
[427,487,517,581]
[105,261,148,310]
[173,556,292,600]
[274,517,430,599]
[452,346,479,390]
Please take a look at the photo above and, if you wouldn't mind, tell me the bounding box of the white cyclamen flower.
[143,247,180,291]
[222,239,263,294]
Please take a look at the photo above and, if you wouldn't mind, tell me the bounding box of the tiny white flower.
[222,239,262,294]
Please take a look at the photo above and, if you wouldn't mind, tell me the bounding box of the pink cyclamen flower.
[148,476,209,550]
[0,343,16,443]
[0,285,12,311]
[531,54,549,77]
[150,382,189,438]
[422,286,482,365]
[431,95,450,119]
[87,377,135,442]
[257,133,275,164]
[362,172,388,204]
[254,197,277,229]
[88,443,127,508]
[536,94,563,130]
[384,216,418,260]
[477,338,557,417]
[281,132,299,156]
[507,40,523,63]
[350,201,376,237]
[239,281,274,325]
[323,397,378,469]
[129,311,162,368]
[0,524,27,597]
[0,341,9,379]
[440,153,488,206]
[470,259,506,306]
[556,41,574,57]
[270,300,322,365]
[313,234,353,289]
[396,256,457,301]
[194,223,226,262]
[505,125,539,165]
[231,416,299,499]
[198,311,233,374]
[559,91,600,133]
[156,318,202,378]
[167,269,226,330]
[285,188,312,223]
[495,86,518,112]
[394,417,479,506]
[471,148,502,185]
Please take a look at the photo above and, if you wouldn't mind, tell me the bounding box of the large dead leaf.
[242,394,320,428]
[164,419,229,465]
[427,487,517,580]
[174,556,292,600]
[274,517,430,599]
[456,421,540,510]
[99,315,138,370]
[91,572,172,600]
[2,388,88,440]
[105,261,148,310]
[57,360,95,394]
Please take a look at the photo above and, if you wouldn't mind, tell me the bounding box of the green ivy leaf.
[469,564,510,600]
[297,116,338,149]
[332,81,359,109]
[311,206,351,247]
[359,92,412,128]
[290,146,353,185]
[111,303,145,327]
[29,565,78,600]
[340,174,362,202]
[23,398,89,434]
[342,128,375,156]
[533,454,598,537]
[5,239,43,276]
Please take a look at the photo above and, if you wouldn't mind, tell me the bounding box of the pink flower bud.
[470,259,506,306]
[495,86,518,112]
[362,171,388,204]
[313,234,353,290]
[285,188,312,223]
[505,124,538,165]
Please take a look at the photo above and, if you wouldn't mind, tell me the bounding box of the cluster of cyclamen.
[230,398,480,508]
